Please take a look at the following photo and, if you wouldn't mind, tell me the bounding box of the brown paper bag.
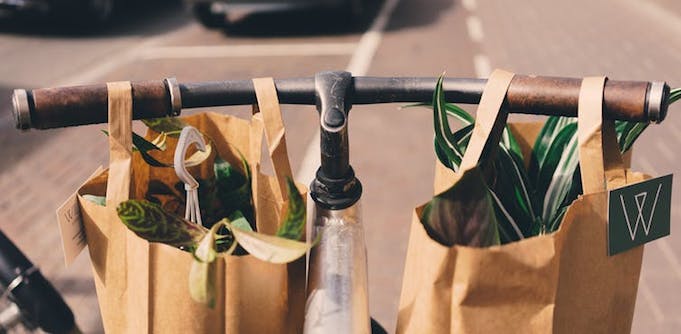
[77,78,306,333]
[397,71,645,333]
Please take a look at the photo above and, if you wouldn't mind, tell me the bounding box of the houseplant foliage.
[89,117,309,306]
[422,75,681,246]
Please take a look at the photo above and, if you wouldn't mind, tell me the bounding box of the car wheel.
[193,3,226,29]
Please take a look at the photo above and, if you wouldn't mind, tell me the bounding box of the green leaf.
[616,121,647,152]
[117,200,207,251]
[669,87,681,104]
[143,117,188,137]
[434,138,455,170]
[228,211,253,232]
[529,117,574,179]
[104,125,212,168]
[149,132,168,151]
[83,194,106,206]
[541,132,579,224]
[547,205,569,232]
[488,144,537,239]
[189,223,220,308]
[502,126,523,161]
[433,75,466,171]
[525,116,582,232]
[103,130,171,167]
[189,256,217,308]
[407,101,474,125]
[230,223,311,263]
[276,177,306,240]
[189,221,238,308]
[612,88,681,154]
[443,102,475,125]
[214,156,255,226]
[420,168,500,247]
[215,157,247,190]
[488,190,524,243]
[534,122,578,198]
[132,132,164,153]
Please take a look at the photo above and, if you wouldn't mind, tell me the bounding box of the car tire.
[193,3,226,29]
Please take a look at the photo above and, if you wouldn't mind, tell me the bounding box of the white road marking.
[53,26,194,87]
[462,0,477,11]
[141,43,358,59]
[1,24,194,125]
[345,0,401,75]
[473,54,491,78]
[466,16,484,43]
[296,0,402,184]
[638,275,665,322]
[656,140,676,161]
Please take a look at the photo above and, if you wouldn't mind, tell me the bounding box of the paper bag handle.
[101,82,136,330]
[459,69,515,171]
[577,77,627,194]
[105,81,133,206]
[251,77,294,201]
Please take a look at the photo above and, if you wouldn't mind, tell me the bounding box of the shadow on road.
[0,0,191,38]
[217,0,455,37]
[0,0,456,38]
[386,0,454,31]
[220,5,379,37]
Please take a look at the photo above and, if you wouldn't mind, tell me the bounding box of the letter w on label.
[620,184,662,240]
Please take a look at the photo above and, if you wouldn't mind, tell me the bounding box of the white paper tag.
[56,167,103,266]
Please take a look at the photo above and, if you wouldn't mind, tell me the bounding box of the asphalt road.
[1,0,681,333]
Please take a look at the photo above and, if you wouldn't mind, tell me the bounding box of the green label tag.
[608,174,673,256]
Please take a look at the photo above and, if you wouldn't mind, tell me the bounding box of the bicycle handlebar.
[12,75,670,130]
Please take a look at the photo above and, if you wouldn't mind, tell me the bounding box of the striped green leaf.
[488,144,538,240]
[529,117,575,179]
[433,75,465,171]
[540,129,579,224]
[535,122,578,201]
[443,101,475,124]
[117,200,207,251]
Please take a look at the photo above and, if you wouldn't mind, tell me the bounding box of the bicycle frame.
[0,229,77,334]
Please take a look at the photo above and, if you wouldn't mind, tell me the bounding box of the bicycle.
[9,71,669,333]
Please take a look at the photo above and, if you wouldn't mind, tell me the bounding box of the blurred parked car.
[0,0,115,24]
[185,0,365,28]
